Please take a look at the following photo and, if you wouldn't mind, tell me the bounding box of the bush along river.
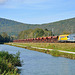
[0,47,21,74]
[0,44,75,75]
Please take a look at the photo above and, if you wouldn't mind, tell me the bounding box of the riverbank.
[0,51,21,75]
[5,43,75,59]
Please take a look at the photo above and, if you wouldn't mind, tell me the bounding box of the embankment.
[5,43,75,60]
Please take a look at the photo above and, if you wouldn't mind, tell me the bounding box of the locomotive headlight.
[67,38,70,40]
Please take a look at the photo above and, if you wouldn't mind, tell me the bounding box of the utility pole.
[52,28,54,36]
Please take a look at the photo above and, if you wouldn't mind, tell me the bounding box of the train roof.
[69,33,75,36]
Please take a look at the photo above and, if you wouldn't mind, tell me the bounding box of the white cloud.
[0,0,7,4]
[0,0,50,9]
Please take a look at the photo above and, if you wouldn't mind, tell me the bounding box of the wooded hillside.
[18,28,52,39]
[0,17,75,36]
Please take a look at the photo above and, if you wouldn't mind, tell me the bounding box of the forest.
[18,28,52,39]
[0,17,75,36]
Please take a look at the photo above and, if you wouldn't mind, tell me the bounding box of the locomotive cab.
[58,34,69,42]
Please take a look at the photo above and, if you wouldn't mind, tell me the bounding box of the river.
[0,44,75,75]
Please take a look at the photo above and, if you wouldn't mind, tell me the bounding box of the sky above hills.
[0,0,75,24]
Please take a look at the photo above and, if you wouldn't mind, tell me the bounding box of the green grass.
[7,43,75,52]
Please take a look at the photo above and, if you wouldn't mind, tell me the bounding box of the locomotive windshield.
[67,36,69,38]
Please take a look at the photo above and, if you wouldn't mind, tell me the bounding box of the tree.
[45,28,48,31]
[33,28,44,38]
[1,32,10,42]
[0,35,3,42]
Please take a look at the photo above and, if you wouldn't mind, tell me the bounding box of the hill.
[0,18,32,36]
[0,17,75,36]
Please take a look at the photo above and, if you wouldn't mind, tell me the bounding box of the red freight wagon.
[52,36,58,39]
[43,37,46,40]
[36,38,40,40]
[39,37,43,40]
[47,36,52,39]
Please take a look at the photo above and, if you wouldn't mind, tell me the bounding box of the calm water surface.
[0,44,75,75]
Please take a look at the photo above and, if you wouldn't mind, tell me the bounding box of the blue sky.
[0,0,75,24]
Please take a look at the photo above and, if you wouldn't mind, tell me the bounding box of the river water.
[0,44,75,75]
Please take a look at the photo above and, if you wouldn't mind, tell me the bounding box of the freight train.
[13,33,75,43]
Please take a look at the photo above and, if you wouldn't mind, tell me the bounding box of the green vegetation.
[0,51,21,75]
[18,28,51,39]
[0,17,75,36]
[0,32,12,43]
[8,43,75,52]
[6,43,75,59]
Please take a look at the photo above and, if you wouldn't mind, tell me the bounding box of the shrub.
[0,51,21,75]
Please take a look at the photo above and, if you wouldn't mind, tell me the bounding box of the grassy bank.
[27,47,75,59]
[5,43,75,59]
[7,43,75,52]
[0,51,21,75]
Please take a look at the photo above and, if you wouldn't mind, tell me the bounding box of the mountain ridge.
[0,17,75,36]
